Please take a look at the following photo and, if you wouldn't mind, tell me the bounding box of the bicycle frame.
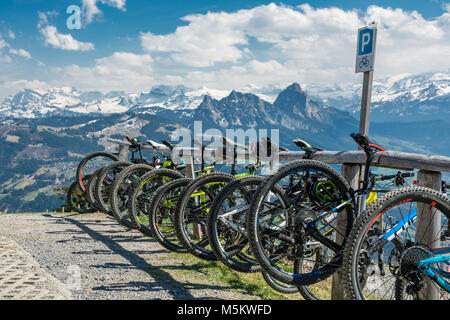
[418,249,450,293]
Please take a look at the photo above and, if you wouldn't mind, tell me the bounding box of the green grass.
[146,251,307,300]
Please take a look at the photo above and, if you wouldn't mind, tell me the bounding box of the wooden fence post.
[185,157,202,240]
[118,145,128,162]
[416,169,442,300]
[331,163,361,299]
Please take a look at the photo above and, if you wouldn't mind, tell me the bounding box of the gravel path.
[0,212,260,300]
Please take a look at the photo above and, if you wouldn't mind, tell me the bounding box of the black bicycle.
[246,133,414,299]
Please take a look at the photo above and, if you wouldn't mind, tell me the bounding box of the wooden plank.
[112,142,450,173]
[416,170,442,300]
[332,164,361,300]
[117,145,128,162]
[184,157,202,240]
[228,150,450,172]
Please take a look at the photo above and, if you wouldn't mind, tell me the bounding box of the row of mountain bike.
[66,133,450,300]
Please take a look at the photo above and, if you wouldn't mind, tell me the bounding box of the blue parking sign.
[358,28,374,56]
[356,26,377,73]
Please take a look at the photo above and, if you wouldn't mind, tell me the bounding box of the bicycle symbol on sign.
[359,56,370,69]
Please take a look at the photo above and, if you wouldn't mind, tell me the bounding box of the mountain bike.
[171,137,269,262]
[245,133,414,296]
[110,138,188,229]
[204,139,323,293]
[73,136,156,213]
[127,136,251,237]
[342,183,449,300]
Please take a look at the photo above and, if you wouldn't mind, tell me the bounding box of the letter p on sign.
[359,29,374,56]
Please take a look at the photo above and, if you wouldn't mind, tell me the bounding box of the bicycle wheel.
[343,187,450,300]
[146,178,192,253]
[247,159,353,287]
[76,151,119,191]
[109,164,154,229]
[85,168,103,210]
[207,176,285,273]
[208,175,331,298]
[175,172,236,261]
[67,176,97,214]
[262,270,299,294]
[94,161,131,216]
[128,168,184,231]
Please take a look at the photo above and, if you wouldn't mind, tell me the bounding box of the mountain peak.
[285,83,305,94]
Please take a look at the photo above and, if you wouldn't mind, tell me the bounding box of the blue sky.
[0,0,449,98]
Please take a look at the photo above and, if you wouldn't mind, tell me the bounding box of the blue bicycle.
[343,183,449,300]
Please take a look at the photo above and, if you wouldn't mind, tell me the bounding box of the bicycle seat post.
[350,133,385,193]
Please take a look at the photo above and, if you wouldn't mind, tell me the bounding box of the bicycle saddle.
[292,139,324,151]
[350,133,386,153]
[146,139,169,151]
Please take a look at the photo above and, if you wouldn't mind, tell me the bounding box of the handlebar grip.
[375,174,396,181]
[400,172,415,178]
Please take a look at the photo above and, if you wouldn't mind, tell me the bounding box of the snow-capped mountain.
[1,71,448,122]
[307,71,450,122]
[0,84,288,119]
[0,87,129,118]
[0,85,235,119]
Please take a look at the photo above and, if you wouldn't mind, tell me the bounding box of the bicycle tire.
[94,161,131,216]
[85,168,104,210]
[262,270,299,294]
[342,186,450,300]
[128,168,185,231]
[109,163,154,229]
[76,151,119,191]
[67,176,97,214]
[146,178,193,253]
[207,175,285,273]
[175,172,236,261]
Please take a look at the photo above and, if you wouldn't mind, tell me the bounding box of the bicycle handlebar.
[374,172,414,182]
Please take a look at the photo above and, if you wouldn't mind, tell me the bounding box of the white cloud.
[0,39,7,50]
[2,79,48,92]
[139,3,450,88]
[9,48,31,59]
[39,25,95,51]
[6,3,450,100]
[60,52,153,92]
[38,11,95,51]
[140,11,248,67]
[82,0,127,25]
[0,36,31,62]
